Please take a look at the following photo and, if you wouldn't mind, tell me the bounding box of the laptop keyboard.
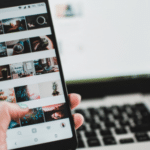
[75,103,150,148]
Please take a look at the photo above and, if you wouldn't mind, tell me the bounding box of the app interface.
[0,2,72,149]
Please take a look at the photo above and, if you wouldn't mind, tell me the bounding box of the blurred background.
[49,0,150,99]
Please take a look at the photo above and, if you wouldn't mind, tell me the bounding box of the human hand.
[68,93,84,129]
[0,94,84,150]
[0,102,29,150]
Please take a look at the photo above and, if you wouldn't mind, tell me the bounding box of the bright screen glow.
[49,0,150,81]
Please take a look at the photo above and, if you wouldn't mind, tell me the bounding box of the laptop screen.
[49,0,150,81]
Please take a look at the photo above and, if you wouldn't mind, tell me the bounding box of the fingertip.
[11,103,29,119]
[69,93,82,110]
[73,113,84,130]
[18,103,28,109]
[69,93,81,101]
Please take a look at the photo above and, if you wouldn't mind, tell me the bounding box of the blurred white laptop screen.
[49,0,150,81]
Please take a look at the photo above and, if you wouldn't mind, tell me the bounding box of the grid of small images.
[0,80,64,129]
[0,34,54,58]
[20,103,68,127]
[0,13,50,34]
[0,57,58,81]
[2,17,27,33]
[0,11,66,131]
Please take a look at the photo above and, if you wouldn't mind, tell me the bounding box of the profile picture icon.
[61,123,66,128]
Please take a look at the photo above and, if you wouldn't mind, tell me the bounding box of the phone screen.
[0,2,73,149]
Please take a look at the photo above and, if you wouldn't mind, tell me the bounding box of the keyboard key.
[85,118,96,123]
[88,108,98,115]
[99,107,108,114]
[106,108,112,114]
[75,109,86,117]
[127,113,136,118]
[123,105,136,117]
[134,119,143,126]
[78,125,86,131]
[135,103,147,111]
[120,138,134,144]
[119,106,126,113]
[90,123,101,129]
[99,116,110,122]
[100,129,112,136]
[105,121,115,128]
[119,120,130,126]
[115,128,127,134]
[103,136,117,145]
[140,110,150,117]
[114,114,124,120]
[135,133,150,142]
[123,105,132,112]
[85,131,97,138]
[77,132,81,139]
[131,106,138,112]
[130,124,150,132]
[78,139,85,148]
[111,106,122,117]
[87,137,101,147]
[111,106,121,112]
[142,115,150,124]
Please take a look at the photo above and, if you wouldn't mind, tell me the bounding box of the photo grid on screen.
[0,6,68,130]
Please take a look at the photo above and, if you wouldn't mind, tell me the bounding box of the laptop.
[49,0,150,149]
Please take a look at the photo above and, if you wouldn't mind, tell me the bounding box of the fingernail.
[76,94,81,100]
[18,103,28,109]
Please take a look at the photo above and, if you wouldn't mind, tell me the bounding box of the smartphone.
[0,0,77,149]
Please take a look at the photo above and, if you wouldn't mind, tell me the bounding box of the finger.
[73,113,84,130]
[9,103,29,121]
[0,102,29,131]
[0,102,29,149]
[68,94,81,110]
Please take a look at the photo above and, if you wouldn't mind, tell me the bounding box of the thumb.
[0,102,29,150]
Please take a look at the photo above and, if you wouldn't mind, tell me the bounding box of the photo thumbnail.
[0,88,16,103]
[0,21,3,34]
[20,107,44,126]
[6,38,31,56]
[0,42,7,57]
[38,80,63,99]
[0,65,11,81]
[34,57,59,75]
[8,120,21,129]
[14,84,40,103]
[26,14,50,30]
[30,35,54,52]
[42,103,68,122]
[2,17,27,34]
[10,61,35,79]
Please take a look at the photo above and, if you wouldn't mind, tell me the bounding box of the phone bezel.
[0,0,78,149]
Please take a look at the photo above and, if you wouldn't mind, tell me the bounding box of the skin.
[0,93,84,150]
